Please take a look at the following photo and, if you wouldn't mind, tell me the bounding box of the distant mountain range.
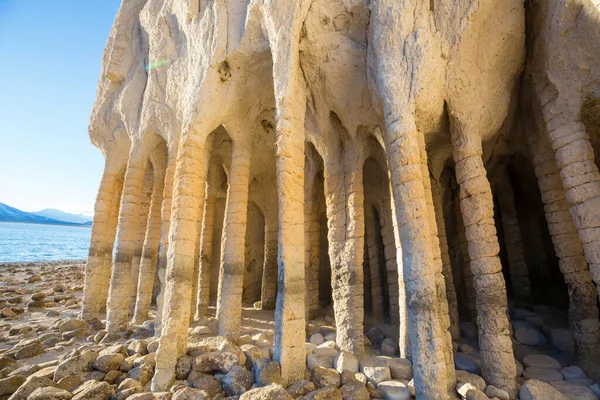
[0,202,92,227]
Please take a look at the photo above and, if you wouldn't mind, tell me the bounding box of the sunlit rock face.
[81,0,600,398]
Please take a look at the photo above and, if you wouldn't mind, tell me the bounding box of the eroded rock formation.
[81,0,600,398]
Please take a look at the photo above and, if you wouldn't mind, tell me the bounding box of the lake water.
[0,222,91,262]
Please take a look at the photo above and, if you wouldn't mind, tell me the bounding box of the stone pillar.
[261,214,278,310]
[324,147,365,356]
[130,167,154,316]
[155,155,176,335]
[540,97,600,298]
[307,197,320,318]
[217,139,252,341]
[273,106,306,385]
[432,181,460,340]
[418,136,455,392]
[106,152,149,333]
[455,187,477,322]
[195,163,220,318]
[81,162,123,323]
[496,174,533,307]
[385,117,448,398]
[190,155,211,322]
[304,168,315,319]
[132,172,165,325]
[390,192,410,359]
[365,204,385,321]
[379,205,399,326]
[152,133,206,391]
[450,120,516,397]
[304,169,320,319]
[527,125,600,378]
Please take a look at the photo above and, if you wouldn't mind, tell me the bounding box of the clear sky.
[0,0,122,216]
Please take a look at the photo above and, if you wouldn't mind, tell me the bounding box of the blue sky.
[0,0,121,216]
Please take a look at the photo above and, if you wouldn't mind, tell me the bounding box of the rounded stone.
[310,333,324,345]
[515,328,545,346]
[454,353,480,374]
[523,354,561,370]
[377,380,410,400]
[523,367,564,382]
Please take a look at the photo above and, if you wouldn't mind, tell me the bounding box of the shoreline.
[0,260,86,267]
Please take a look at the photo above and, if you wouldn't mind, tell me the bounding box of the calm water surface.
[0,222,91,262]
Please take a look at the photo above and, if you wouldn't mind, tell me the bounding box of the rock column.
[380,206,400,326]
[540,95,600,297]
[432,181,460,340]
[272,106,306,384]
[384,117,448,398]
[82,163,123,323]
[152,134,206,391]
[154,154,176,335]
[106,153,149,333]
[496,174,533,306]
[418,136,456,392]
[129,167,154,315]
[390,193,410,358]
[450,120,516,397]
[195,163,220,318]
[261,215,278,310]
[307,197,320,318]
[324,146,365,356]
[217,139,252,341]
[304,171,321,319]
[365,205,385,321]
[527,124,600,377]
[132,171,165,325]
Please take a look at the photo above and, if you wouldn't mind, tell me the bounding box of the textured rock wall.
[81,0,600,396]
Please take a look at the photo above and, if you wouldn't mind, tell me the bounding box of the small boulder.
[340,379,369,400]
[456,370,486,392]
[222,365,254,396]
[311,366,341,388]
[253,358,282,387]
[310,333,325,345]
[93,353,124,373]
[29,387,73,400]
[334,351,359,373]
[54,351,98,381]
[519,379,568,400]
[360,358,391,385]
[172,387,210,400]
[523,367,564,382]
[58,319,85,333]
[366,327,385,348]
[175,355,193,380]
[240,383,293,400]
[71,380,114,400]
[0,375,26,396]
[454,353,480,374]
[7,375,55,400]
[380,338,399,357]
[286,380,315,398]
[377,380,410,400]
[523,354,561,370]
[14,342,44,360]
[559,365,585,380]
[550,381,599,400]
[485,385,509,400]
[192,351,239,373]
[515,328,545,346]
[187,371,222,396]
[303,386,343,400]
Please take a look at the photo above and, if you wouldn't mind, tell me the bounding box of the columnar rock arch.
[82,0,600,397]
